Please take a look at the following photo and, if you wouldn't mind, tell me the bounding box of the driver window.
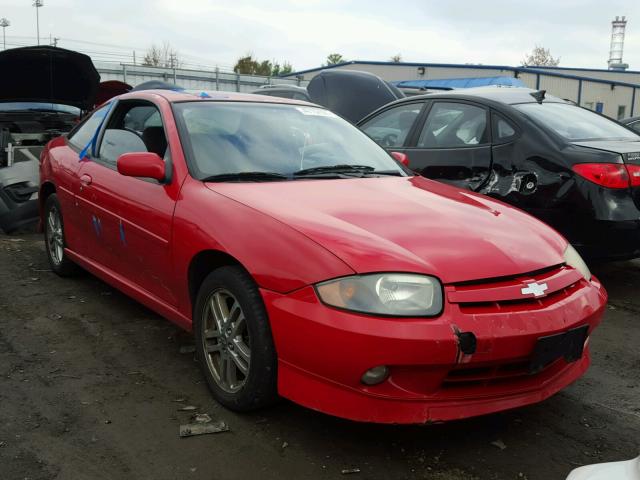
[418,102,488,148]
[99,103,168,166]
[360,103,423,148]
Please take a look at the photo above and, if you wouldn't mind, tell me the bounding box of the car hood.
[572,140,640,156]
[207,176,567,284]
[0,46,100,110]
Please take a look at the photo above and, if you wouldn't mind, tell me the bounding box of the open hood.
[307,70,404,123]
[0,46,100,110]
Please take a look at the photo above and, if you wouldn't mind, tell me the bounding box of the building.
[283,61,640,120]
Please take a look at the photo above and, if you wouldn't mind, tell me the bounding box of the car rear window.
[516,103,639,142]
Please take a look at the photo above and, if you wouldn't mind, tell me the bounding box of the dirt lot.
[0,234,638,480]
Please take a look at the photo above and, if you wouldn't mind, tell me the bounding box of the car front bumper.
[262,271,607,424]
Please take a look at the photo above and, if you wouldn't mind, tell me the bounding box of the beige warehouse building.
[283,61,640,120]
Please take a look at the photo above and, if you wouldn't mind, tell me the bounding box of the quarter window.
[492,113,517,142]
[360,103,423,148]
[418,102,488,148]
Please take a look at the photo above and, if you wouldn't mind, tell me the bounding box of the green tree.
[390,53,402,63]
[234,55,294,76]
[272,62,293,76]
[325,53,345,65]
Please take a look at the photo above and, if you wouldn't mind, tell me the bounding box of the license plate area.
[529,325,589,374]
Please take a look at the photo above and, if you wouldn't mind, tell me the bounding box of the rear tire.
[194,266,278,411]
[44,193,79,277]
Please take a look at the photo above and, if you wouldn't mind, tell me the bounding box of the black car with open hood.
[0,46,100,233]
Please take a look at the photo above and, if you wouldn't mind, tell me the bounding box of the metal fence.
[93,61,308,93]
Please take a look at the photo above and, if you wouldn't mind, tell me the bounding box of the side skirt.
[65,248,192,331]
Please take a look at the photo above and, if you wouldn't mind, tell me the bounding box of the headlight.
[315,273,443,317]
[564,244,591,281]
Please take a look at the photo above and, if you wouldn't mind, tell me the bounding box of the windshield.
[174,102,407,180]
[515,103,639,142]
[0,102,81,115]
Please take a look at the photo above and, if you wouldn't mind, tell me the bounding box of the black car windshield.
[515,103,639,142]
[0,102,81,115]
[174,102,407,180]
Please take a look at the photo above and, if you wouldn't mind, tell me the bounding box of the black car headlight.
[315,273,443,317]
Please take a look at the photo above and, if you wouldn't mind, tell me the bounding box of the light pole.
[0,18,9,50]
[33,0,43,45]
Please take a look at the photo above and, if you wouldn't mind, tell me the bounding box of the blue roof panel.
[394,76,525,89]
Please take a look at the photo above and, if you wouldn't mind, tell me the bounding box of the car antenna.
[530,90,546,104]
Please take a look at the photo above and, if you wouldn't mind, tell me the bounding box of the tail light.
[572,163,630,189]
[626,164,640,187]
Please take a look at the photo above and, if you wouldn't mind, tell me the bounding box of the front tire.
[194,266,278,411]
[44,193,79,277]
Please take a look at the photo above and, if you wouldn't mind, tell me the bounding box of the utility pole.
[33,0,43,46]
[0,18,9,50]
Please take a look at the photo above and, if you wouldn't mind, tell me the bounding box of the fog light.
[361,365,389,386]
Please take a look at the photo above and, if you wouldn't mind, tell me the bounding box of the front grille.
[446,265,585,314]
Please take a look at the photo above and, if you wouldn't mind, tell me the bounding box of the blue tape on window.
[79,102,114,161]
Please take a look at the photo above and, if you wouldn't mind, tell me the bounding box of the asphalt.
[0,234,638,480]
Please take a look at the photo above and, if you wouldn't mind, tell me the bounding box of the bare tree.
[390,53,402,63]
[522,46,560,67]
[142,42,182,68]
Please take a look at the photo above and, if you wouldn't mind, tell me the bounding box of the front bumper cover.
[262,275,607,424]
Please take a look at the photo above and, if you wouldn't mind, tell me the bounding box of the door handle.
[80,174,92,186]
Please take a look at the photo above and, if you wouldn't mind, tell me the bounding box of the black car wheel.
[194,266,278,411]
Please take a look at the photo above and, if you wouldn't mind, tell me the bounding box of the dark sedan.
[621,116,640,134]
[358,87,640,261]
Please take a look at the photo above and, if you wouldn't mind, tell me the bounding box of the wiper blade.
[202,171,289,182]
[293,164,375,176]
[294,165,403,177]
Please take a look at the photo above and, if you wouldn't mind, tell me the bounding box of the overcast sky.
[2,0,639,73]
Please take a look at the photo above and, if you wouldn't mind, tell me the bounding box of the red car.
[39,90,607,424]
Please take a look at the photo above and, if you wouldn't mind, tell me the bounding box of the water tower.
[608,16,628,71]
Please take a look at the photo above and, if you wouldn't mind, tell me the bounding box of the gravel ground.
[0,234,638,480]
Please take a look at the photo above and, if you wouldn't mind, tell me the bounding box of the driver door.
[80,100,179,306]
[359,102,426,155]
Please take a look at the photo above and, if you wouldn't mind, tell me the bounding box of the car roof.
[115,89,318,107]
[393,86,568,106]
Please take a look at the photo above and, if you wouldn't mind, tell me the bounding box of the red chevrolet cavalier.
[39,90,607,424]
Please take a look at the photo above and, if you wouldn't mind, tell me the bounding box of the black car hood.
[572,140,640,155]
[307,69,404,123]
[0,46,100,110]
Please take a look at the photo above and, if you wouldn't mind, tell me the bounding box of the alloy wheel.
[201,289,251,393]
[46,206,64,266]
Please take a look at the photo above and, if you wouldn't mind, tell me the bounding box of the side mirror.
[117,152,165,181]
[390,151,410,167]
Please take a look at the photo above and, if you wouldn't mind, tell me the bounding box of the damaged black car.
[357,86,640,260]
[0,46,99,233]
